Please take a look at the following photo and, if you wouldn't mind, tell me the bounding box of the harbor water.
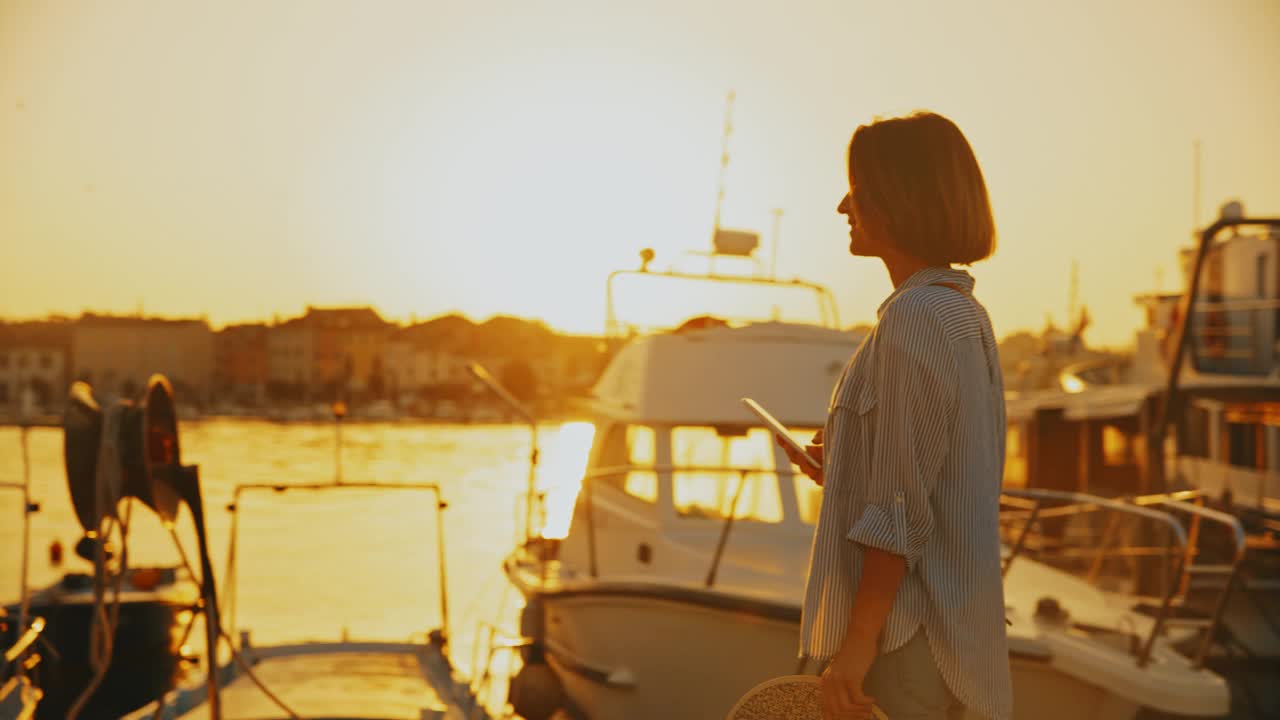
[0,418,593,709]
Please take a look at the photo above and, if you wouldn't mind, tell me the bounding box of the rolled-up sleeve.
[846,297,959,570]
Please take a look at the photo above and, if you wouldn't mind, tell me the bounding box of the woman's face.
[837,178,887,258]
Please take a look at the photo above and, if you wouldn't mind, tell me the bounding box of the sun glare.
[538,421,597,539]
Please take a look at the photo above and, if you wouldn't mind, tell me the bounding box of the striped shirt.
[800,266,1012,720]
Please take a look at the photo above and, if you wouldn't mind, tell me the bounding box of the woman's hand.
[821,634,878,720]
[776,429,824,486]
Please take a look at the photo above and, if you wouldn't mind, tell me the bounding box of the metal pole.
[712,91,736,239]
[434,493,450,649]
[705,469,751,588]
[770,208,784,280]
[585,474,598,578]
[223,491,241,639]
[1192,139,1201,232]
[526,426,539,543]
[17,424,32,646]
[335,414,344,484]
[467,363,540,543]
[1003,502,1041,577]
[1138,552,1187,668]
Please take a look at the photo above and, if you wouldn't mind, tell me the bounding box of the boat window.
[596,424,659,503]
[1179,405,1212,459]
[671,426,782,523]
[1227,422,1262,470]
[1102,425,1135,467]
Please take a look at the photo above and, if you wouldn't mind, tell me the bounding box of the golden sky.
[2,0,1277,346]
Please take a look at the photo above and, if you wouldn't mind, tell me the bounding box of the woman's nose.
[837,194,850,215]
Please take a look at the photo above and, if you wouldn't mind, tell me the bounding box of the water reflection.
[0,419,569,693]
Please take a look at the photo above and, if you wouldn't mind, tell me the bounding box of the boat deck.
[189,650,453,720]
[126,639,485,720]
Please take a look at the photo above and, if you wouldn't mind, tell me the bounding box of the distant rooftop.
[77,312,210,327]
[0,319,73,349]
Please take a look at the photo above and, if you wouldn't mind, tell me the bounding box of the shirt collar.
[876,266,976,319]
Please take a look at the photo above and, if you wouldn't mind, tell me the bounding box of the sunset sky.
[2,1,1277,346]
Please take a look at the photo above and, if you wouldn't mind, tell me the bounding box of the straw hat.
[726,675,888,720]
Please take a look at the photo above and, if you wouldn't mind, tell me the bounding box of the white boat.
[1008,204,1280,669]
[494,249,1233,720]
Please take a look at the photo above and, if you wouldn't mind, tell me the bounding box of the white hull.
[530,589,1151,720]
[542,593,798,720]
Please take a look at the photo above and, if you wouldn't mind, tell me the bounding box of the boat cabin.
[557,322,864,596]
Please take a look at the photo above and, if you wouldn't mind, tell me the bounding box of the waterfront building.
[70,314,214,405]
[0,320,71,416]
[214,323,270,407]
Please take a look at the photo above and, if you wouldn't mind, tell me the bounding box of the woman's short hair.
[848,112,995,264]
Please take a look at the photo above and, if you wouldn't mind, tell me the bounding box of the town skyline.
[0,304,586,336]
[0,304,614,423]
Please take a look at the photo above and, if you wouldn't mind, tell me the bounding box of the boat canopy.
[585,322,864,426]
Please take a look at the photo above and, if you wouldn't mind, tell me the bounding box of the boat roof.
[1007,373,1280,423]
[586,322,863,426]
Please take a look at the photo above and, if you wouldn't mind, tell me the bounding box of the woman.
[777,112,1011,720]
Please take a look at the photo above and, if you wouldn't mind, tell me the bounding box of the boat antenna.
[467,363,540,546]
[712,90,736,242]
[1068,259,1079,329]
[1193,138,1202,232]
[770,207,784,280]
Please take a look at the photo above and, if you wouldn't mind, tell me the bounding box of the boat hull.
[521,587,1155,720]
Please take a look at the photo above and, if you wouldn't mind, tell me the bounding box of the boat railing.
[579,463,790,587]
[1000,488,1188,572]
[1129,491,1248,668]
[1,615,46,684]
[1000,487,1245,668]
[468,619,532,716]
[221,480,452,649]
[604,267,842,336]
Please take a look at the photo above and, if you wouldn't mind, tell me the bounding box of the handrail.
[604,267,842,336]
[999,488,1190,667]
[223,481,452,649]
[1002,488,1190,548]
[1131,489,1203,506]
[1159,500,1247,564]
[1129,493,1248,668]
[1000,487,1253,669]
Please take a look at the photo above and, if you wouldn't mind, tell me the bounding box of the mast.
[1193,138,1202,233]
[770,208,784,280]
[712,91,736,241]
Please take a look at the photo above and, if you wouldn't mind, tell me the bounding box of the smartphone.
[741,397,822,472]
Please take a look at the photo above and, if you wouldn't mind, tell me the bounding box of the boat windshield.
[589,422,825,525]
[670,426,783,523]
